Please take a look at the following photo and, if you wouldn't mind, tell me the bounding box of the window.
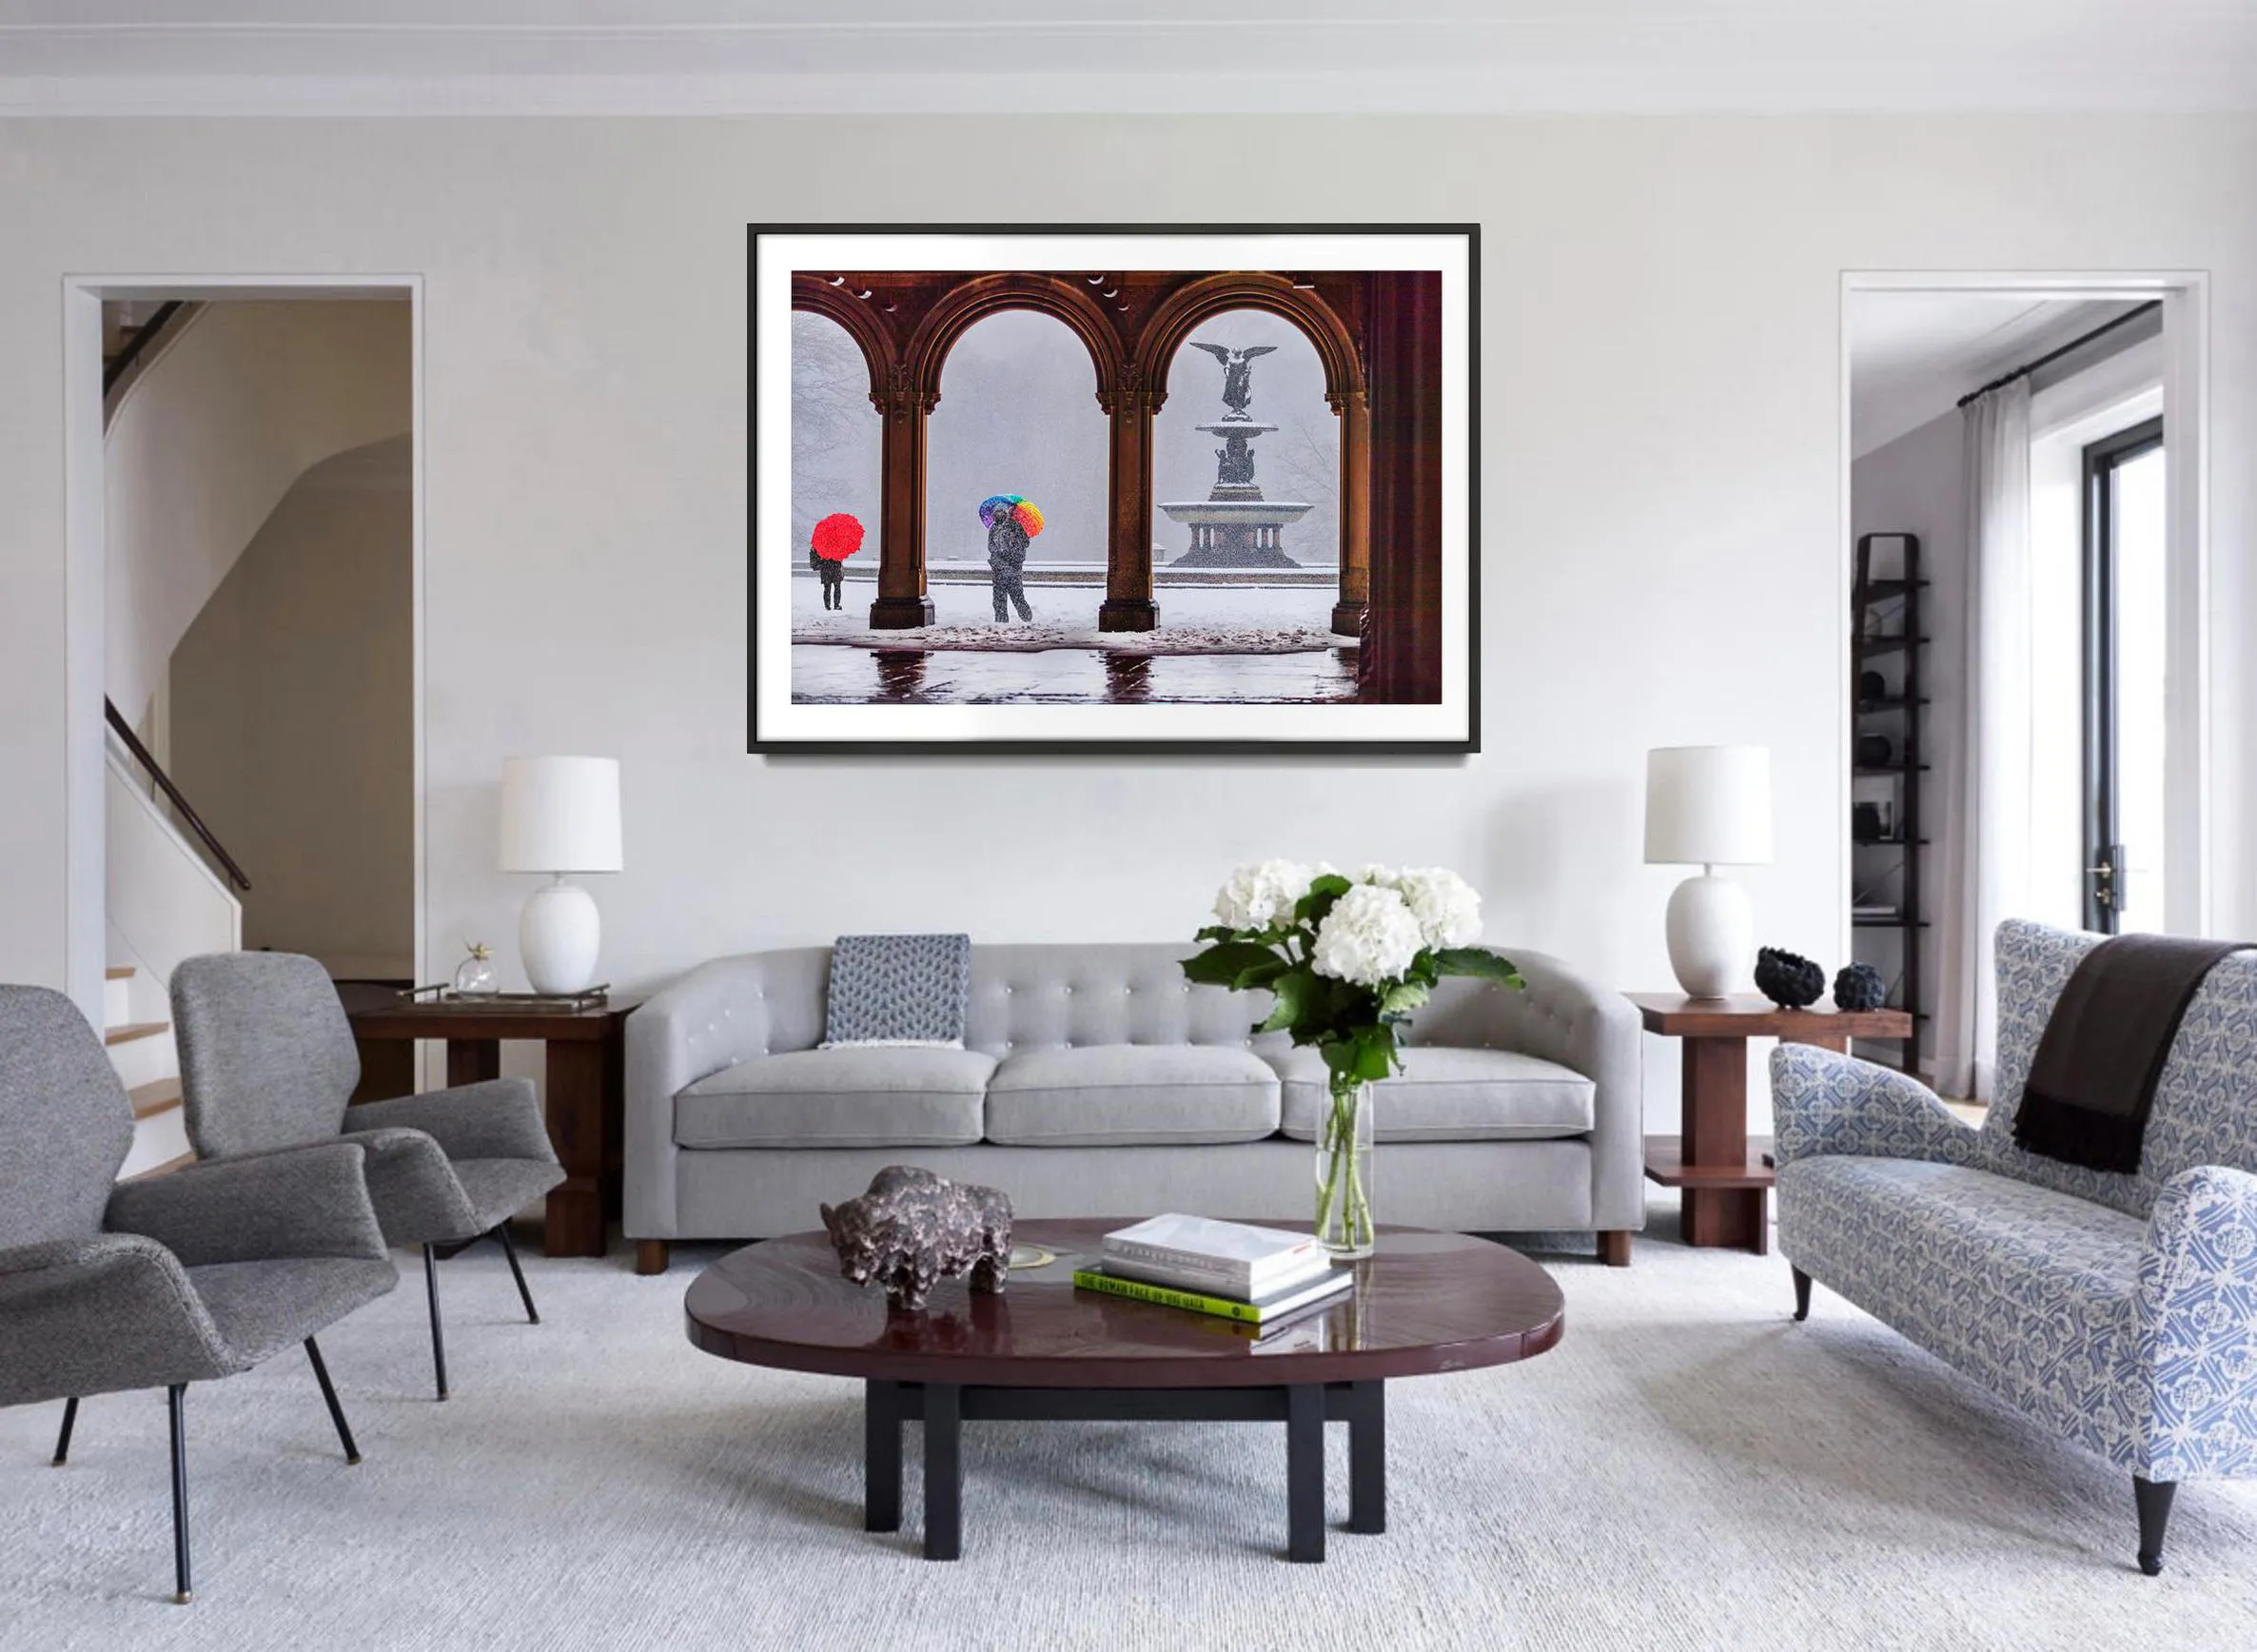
[2082,418,2167,933]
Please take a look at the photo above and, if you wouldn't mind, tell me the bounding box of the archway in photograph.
[922,307,1108,630]
[1150,306,1341,644]
[788,309,883,626]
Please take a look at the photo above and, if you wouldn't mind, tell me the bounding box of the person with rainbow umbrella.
[980,494,1044,623]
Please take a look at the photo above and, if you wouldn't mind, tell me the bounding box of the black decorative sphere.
[1755,947,1825,1010]
[1834,962,1888,1013]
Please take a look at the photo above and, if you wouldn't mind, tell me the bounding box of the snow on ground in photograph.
[790,579,1341,655]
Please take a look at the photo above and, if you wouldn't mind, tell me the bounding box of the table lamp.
[499,756,622,995]
[1643,745,1772,999]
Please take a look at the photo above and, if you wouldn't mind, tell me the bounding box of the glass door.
[2082,417,2166,933]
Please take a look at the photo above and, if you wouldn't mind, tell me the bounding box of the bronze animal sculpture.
[818,1166,1013,1312]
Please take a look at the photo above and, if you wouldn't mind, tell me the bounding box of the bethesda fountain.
[1157,342,1314,569]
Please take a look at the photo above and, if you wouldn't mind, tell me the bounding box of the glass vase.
[1313,1075,1376,1260]
[452,942,500,998]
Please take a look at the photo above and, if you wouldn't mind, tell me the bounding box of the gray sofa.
[625,943,1642,1273]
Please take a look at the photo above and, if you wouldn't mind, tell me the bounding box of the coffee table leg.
[924,1382,962,1561]
[1286,1384,1325,1563]
[865,1380,901,1533]
[1348,1380,1385,1535]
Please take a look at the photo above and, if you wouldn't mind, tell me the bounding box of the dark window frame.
[2080,414,2165,933]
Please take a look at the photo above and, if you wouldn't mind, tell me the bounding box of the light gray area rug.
[4,1198,2253,1652]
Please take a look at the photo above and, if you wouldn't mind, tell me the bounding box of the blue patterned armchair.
[1774,918,2257,1576]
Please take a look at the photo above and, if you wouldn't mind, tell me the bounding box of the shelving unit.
[1851,533,1927,1073]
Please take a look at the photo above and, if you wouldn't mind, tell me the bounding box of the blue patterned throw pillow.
[823,934,972,1048]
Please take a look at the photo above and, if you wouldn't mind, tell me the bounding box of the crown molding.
[3,66,2254,119]
[1,10,2250,118]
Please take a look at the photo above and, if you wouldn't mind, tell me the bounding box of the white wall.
[3,116,2253,1131]
[168,436,415,979]
[104,299,411,730]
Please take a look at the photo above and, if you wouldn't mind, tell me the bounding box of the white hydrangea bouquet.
[1184,862,1523,1257]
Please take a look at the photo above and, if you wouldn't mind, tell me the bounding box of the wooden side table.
[348,1002,634,1259]
[1627,994,1914,1253]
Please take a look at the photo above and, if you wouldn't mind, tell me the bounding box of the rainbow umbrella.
[978,495,1045,537]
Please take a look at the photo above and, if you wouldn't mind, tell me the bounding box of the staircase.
[108,964,192,1178]
[106,696,245,1181]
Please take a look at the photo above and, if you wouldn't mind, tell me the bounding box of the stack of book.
[1072,1214,1353,1328]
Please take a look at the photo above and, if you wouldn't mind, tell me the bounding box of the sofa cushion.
[1776,1156,2148,1456]
[985,1045,1281,1147]
[1270,1046,1595,1142]
[675,1048,993,1150]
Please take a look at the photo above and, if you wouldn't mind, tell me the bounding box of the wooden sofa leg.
[1597,1230,1633,1268]
[2134,1476,2177,1576]
[1792,1268,1813,1322]
[635,1241,671,1277]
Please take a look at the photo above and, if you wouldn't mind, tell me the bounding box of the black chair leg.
[494,1223,540,1325]
[167,1384,191,1605]
[303,1338,362,1465]
[52,1398,78,1465]
[422,1244,449,1402]
[1792,1268,1813,1323]
[2135,1475,2177,1576]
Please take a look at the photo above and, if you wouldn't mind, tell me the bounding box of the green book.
[1071,1265,1351,1327]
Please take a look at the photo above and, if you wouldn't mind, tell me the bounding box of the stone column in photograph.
[1098,380,1161,632]
[870,378,936,629]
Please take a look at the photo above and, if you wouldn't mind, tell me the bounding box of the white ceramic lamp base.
[1664,870,1752,999]
[520,878,602,995]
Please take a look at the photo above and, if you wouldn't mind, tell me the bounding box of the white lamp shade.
[1643,745,1773,867]
[499,756,622,875]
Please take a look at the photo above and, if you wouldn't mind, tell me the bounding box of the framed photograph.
[748,224,1478,754]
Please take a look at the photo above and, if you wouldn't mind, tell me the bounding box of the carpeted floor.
[4,1196,2253,1652]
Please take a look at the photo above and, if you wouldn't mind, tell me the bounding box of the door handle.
[2088,845,2124,911]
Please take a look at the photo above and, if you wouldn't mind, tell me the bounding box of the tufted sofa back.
[962,944,1284,1060]
[1986,918,2257,1216]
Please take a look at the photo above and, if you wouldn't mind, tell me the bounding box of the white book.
[1104,1214,1324,1295]
[1104,1249,1337,1302]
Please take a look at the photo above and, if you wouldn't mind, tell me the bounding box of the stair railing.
[104,698,252,893]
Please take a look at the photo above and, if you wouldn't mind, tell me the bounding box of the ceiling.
[4,1,2256,115]
[1847,293,2147,457]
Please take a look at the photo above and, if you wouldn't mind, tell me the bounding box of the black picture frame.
[747,223,1480,757]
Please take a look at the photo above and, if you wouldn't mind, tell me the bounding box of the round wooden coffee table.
[683,1218,1564,1562]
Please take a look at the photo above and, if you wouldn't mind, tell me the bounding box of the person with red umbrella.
[980,495,1045,623]
[809,513,863,612]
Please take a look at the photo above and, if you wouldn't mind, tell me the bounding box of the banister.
[103,301,185,396]
[103,698,252,893]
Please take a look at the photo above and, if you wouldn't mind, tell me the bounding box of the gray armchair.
[0,985,396,1604]
[171,952,564,1400]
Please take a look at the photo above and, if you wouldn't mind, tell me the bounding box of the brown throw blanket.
[2014,934,2247,1174]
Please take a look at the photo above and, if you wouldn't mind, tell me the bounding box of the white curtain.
[1934,381,2032,1101]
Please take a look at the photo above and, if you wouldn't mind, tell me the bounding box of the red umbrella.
[812,513,865,561]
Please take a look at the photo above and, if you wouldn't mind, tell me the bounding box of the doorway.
[62,278,424,1031]
[1843,271,2208,1096]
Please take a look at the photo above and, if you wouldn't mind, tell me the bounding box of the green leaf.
[1233,957,1290,991]
[1258,967,1322,1034]
[1432,948,1526,990]
[1181,942,1286,988]
[1379,980,1431,1016]
[1349,1029,1400,1082]
[1293,873,1354,928]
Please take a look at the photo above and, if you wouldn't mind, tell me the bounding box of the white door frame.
[1839,269,2212,966]
[61,274,427,1023]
